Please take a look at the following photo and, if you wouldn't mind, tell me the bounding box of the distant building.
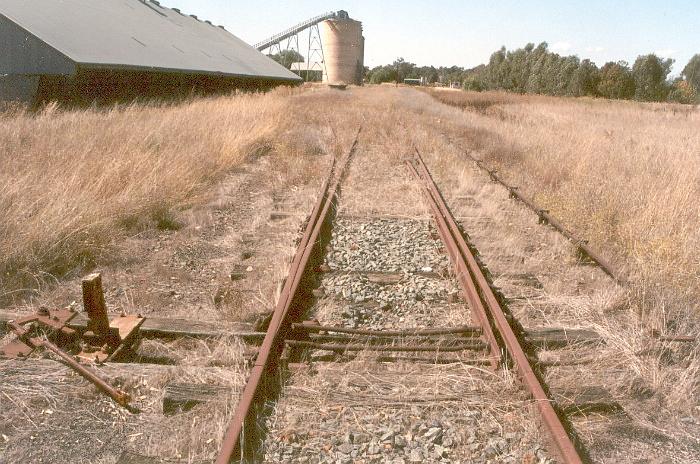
[0,0,301,104]
[403,78,423,86]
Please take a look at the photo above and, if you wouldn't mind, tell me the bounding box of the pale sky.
[161,1,699,75]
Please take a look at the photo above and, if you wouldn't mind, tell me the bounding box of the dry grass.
[0,358,248,463]
[426,89,700,309]
[0,86,365,462]
[424,89,700,373]
[413,88,700,460]
[0,91,283,300]
[0,86,359,304]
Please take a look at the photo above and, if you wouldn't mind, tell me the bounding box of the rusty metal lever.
[8,320,133,410]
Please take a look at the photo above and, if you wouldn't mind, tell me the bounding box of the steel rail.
[216,129,360,463]
[404,161,502,369]
[465,153,625,285]
[408,150,584,464]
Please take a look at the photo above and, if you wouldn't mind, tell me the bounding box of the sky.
[162,0,699,75]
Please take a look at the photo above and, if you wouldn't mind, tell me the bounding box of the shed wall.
[0,75,40,102]
[0,14,75,75]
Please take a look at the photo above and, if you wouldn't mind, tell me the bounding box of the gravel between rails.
[263,216,553,463]
[317,218,463,330]
[326,218,450,274]
[264,363,552,464]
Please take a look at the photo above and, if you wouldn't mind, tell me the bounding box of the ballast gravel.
[317,272,463,330]
[316,218,463,330]
[263,217,553,463]
[263,364,553,464]
[325,218,450,273]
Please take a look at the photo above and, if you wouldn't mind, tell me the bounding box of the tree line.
[365,44,700,104]
[365,58,469,87]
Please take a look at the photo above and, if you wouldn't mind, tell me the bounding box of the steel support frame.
[307,23,327,82]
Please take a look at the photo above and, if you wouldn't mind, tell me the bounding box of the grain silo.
[320,11,364,85]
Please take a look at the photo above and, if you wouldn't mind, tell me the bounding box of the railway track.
[212,132,627,463]
[1,128,637,463]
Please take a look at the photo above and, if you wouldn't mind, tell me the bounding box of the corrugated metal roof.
[0,0,301,81]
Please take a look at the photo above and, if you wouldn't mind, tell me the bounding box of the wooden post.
[82,272,110,339]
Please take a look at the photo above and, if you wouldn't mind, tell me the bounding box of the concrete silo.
[320,11,364,85]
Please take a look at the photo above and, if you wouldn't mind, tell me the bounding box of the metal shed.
[0,0,302,103]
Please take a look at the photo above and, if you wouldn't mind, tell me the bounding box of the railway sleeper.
[553,386,625,416]
[296,354,493,365]
[284,339,488,353]
[304,332,483,346]
[162,382,233,416]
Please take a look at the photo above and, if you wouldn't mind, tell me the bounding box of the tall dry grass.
[0,86,363,461]
[427,89,700,325]
[0,93,273,292]
[3,85,697,341]
[0,88,318,301]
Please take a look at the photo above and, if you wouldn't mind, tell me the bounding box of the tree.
[525,42,549,94]
[269,50,304,69]
[463,75,485,91]
[555,56,580,96]
[368,66,395,84]
[539,53,563,94]
[597,61,635,99]
[569,59,600,96]
[668,79,698,104]
[506,44,534,92]
[682,54,700,94]
[486,47,507,89]
[416,66,439,84]
[391,58,417,83]
[632,54,673,102]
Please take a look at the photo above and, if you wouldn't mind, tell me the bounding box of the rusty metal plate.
[0,339,34,358]
[1,308,78,359]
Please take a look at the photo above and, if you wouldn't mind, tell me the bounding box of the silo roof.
[0,0,301,81]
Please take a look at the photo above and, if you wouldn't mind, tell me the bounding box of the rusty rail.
[465,153,625,285]
[407,150,584,464]
[216,129,361,463]
[404,162,502,369]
